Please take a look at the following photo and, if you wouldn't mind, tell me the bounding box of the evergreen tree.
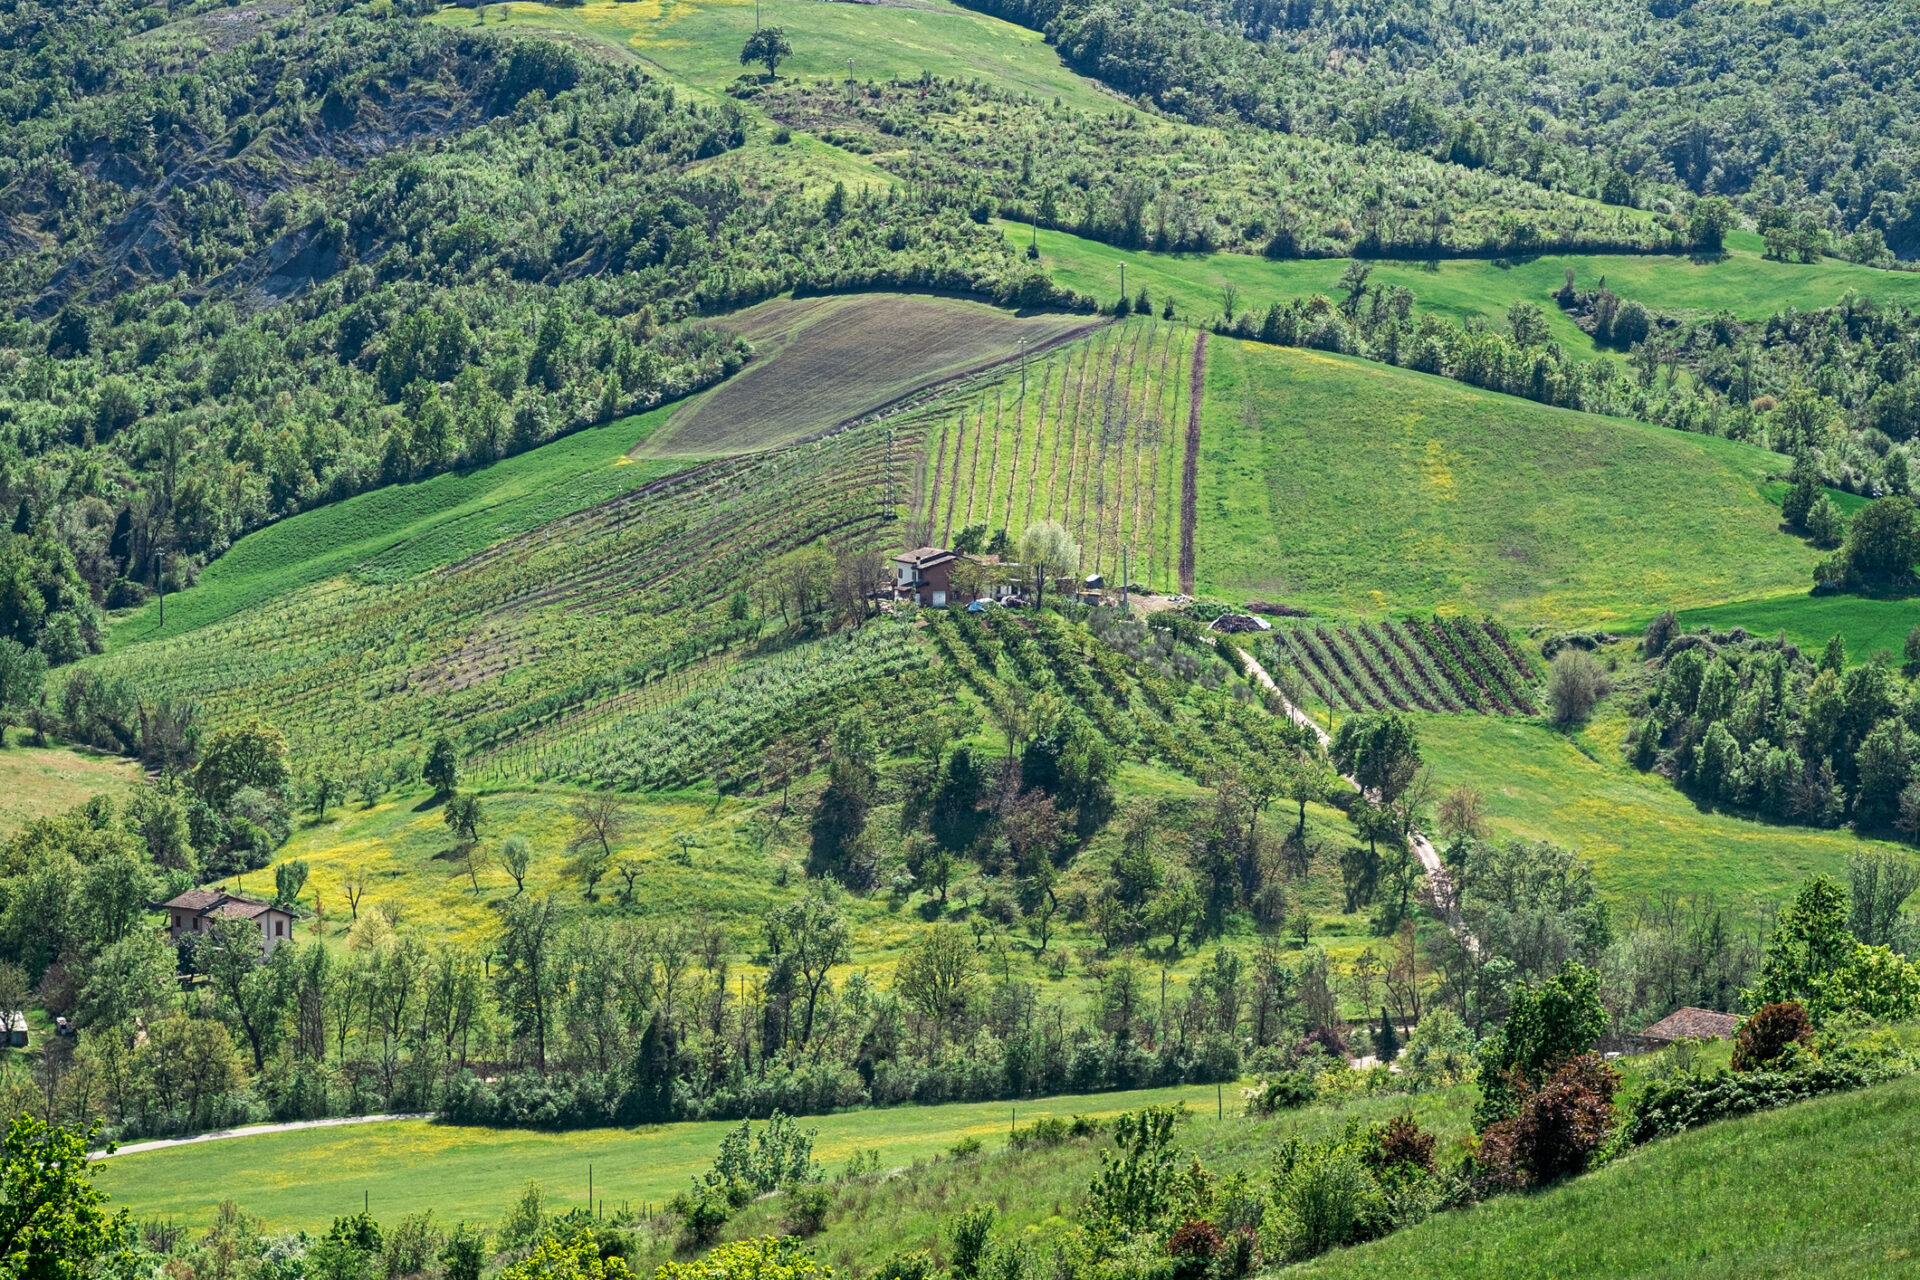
[1373,1006,1400,1060]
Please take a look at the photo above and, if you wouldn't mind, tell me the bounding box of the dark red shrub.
[1368,1113,1437,1173]
[1299,1024,1350,1058]
[1732,1001,1812,1072]
[1477,1054,1619,1187]
[1167,1220,1222,1280]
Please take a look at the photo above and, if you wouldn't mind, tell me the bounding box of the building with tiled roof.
[160,889,294,957]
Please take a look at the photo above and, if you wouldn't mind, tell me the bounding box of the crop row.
[1271,618,1538,717]
[95,414,930,781]
[923,318,1190,591]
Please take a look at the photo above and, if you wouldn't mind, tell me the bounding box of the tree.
[1831,495,1919,587]
[894,924,977,1039]
[444,792,483,844]
[497,895,563,1068]
[1330,712,1420,803]
[0,638,46,740]
[192,719,289,809]
[501,835,532,896]
[1545,649,1609,727]
[0,1115,130,1280]
[765,881,851,1050]
[1747,873,1852,1012]
[1437,784,1490,844]
[1474,959,1607,1127]
[1687,196,1736,252]
[740,26,792,78]
[762,736,806,814]
[274,859,309,908]
[343,865,369,920]
[1372,1007,1399,1061]
[203,916,294,1071]
[1017,521,1079,607]
[424,736,460,798]
[810,716,877,880]
[567,794,624,861]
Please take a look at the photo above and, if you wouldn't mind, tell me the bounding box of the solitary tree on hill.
[741,26,791,79]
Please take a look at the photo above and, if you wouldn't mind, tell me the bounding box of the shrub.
[1476,1054,1619,1188]
[871,1253,933,1280]
[655,1238,832,1280]
[947,1135,983,1159]
[948,1206,996,1280]
[1366,1115,1436,1174]
[1731,1001,1813,1071]
[1545,649,1610,727]
[781,1183,834,1238]
[1627,1061,1871,1143]
[1166,1220,1222,1280]
[497,1235,631,1280]
[1262,1145,1386,1262]
[1243,1072,1318,1115]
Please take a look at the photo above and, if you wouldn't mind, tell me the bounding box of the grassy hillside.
[915,324,1816,619]
[1194,339,1810,621]
[1292,1072,1920,1280]
[434,0,1120,112]
[1416,704,1910,905]
[0,734,141,838]
[106,405,685,649]
[1018,223,1920,352]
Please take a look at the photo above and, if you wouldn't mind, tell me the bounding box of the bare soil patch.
[636,293,1096,459]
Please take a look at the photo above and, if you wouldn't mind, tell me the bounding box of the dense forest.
[954,0,1920,258]
[0,1,1067,662]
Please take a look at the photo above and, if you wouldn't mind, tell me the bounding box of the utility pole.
[1119,262,1125,306]
[155,550,165,626]
[1121,544,1129,606]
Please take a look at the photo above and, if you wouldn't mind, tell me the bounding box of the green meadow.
[108,405,682,648]
[93,1080,1244,1231]
[1192,337,1816,623]
[438,0,1119,113]
[1016,223,1920,352]
[1416,704,1908,907]
[1623,593,1917,665]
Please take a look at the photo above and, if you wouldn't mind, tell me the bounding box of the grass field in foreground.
[436,0,1118,113]
[1193,338,1816,623]
[93,1080,1250,1231]
[1293,1071,1920,1280]
[106,404,682,649]
[0,733,141,837]
[1015,222,1920,353]
[1415,704,1907,906]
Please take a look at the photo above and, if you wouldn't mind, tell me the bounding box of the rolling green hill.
[1291,1072,1920,1280]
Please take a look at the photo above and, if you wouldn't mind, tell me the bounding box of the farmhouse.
[160,889,295,957]
[892,548,1022,608]
[1632,1006,1741,1051]
[893,547,960,606]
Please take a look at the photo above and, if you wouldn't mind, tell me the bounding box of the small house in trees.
[893,547,961,606]
[160,889,294,957]
[2,1012,25,1048]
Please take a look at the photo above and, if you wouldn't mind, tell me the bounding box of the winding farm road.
[1237,646,1468,940]
[93,1112,432,1160]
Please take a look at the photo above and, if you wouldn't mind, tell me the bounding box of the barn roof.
[1638,1007,1740,1043]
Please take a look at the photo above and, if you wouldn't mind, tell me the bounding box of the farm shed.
[1632,1007,1740,1050]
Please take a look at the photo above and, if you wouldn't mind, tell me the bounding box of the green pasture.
[0,732,141,838]
[1416,704,1907,907]
[1614,593,1917,664]
[1014,222,1920,353]
[1192,337,1817,623]
[108,406,682,649]
[1293,1071,1920,1279]
[437,0,1118,113]
[93,1080,1245,1232]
